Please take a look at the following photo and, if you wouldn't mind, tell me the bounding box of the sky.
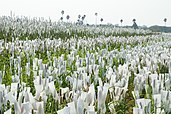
[0,0,170,27]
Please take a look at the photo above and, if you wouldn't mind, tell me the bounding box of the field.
[0,16,171,114]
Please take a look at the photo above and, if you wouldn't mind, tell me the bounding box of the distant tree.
[61,10,64,16]
[61,10,64,21]
[60,17,63,21]
[83,15,86,19]
[77,15,81,25]
[132,19,138,29]
[76,15,84,25]
[82,15,86,21]
[120,19,123,26]
[95,13,98,26]
[77,15,85,25]
[78,15,81,20]
[164,18,167,26]
[66,15,70,22]
[133,19,136,23]
[81,17,84,24]
[81,16,84,21]
[100,18,103,25]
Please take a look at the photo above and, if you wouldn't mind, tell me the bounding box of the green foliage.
[157,62,169,74]
[0,17,158,114]
[1,50,12,85]
[25,68,36,96]
[45,95,58,114]
[54,79,60,91]
[125,71,135,113]
[114,99,127,114]
[2,67,12,86]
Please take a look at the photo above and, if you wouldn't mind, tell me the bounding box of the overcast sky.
[0,0,170,26]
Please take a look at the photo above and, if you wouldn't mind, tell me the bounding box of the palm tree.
[132,19,138,29]
[60,17,63,21]
[120,19,123,26]
[164,18,167,26]
[79,15,86,24]
[81,16,84,21]
[95,13,98,26]
[82,15,86,21]
[100,18,103,25]
[66,15,70,22]
[61,10,64,21]
[133,19,136,23]
[77,15,81,24]
[83,15,86,19]
[78,15,81,20]
[61,10,64,16]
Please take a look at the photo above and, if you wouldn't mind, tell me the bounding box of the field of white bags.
[0,16,170,114]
